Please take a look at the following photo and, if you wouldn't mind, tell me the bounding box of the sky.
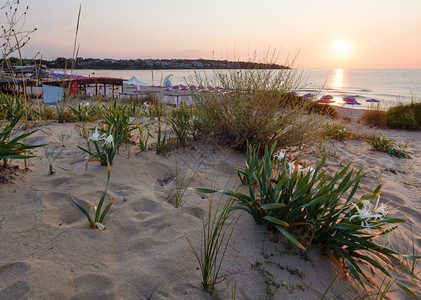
[6,0,421,68]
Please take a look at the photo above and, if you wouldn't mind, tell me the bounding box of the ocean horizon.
[53,68,421,109]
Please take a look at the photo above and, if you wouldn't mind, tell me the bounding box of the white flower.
[274,151,286,161]
[103,135,114,148]
[275,152,315,176]
[88,128,106,142]
[349,195,388,232]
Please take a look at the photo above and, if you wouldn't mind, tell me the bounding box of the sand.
[1,112,420,299]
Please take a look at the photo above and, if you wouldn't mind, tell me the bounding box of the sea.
[55,68,421,110]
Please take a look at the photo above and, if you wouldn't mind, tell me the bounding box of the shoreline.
[333,105,367,121]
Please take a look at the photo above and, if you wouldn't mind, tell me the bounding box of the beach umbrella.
[321,95,333,100]
[343,96,356,101]
[303,93,315,100]
[316,99,334,103]
[345,100,361,105]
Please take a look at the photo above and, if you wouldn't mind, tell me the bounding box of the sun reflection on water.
[332,68,344,90]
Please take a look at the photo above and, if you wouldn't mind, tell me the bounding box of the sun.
[332,40,351,55]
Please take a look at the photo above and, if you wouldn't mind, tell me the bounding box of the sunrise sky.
[14,0,421,68]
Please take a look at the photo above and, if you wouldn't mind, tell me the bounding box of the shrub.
[366,134,412,159]
[191,61,326,149]
[385,102,421,130]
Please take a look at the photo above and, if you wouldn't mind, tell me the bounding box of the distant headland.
[3,57,289,70]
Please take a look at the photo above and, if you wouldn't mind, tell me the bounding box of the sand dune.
[1,119,420,299]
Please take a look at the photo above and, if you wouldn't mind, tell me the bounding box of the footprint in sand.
[0,262,31,299]
[70,274,115,300]
[153,172,176,204]
[41,192,88,227]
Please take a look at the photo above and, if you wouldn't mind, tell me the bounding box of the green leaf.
[275,225,306,250]
[263,216,289,227]
[191,187,218,194]
[261,203,285,210]
[396,281,418,297]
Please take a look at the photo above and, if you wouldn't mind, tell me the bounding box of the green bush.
[385,102,421,130]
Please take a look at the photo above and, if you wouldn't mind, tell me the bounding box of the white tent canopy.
[123,76,147,86]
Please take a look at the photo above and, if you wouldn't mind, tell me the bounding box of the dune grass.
[366,134,412,159]
[191,57,329,150]
[187,193,237,295]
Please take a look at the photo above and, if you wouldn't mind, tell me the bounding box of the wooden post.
[95,82,98,96]
[112,83,115,101]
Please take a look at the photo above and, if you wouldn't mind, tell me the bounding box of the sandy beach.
[1,107,420,299]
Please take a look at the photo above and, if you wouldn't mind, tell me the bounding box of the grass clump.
[360,103,387,127]
[136,122,152,153]
[101,100,137,150]
[170,104,193,150]
[154,121,171,154]
[321,122,351,140]
[0,93,24,120]
[195,143,415,295]
[69,101,101,122]
[187,195,236,295]
[0,112,45,168]
[366,134,412,159]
